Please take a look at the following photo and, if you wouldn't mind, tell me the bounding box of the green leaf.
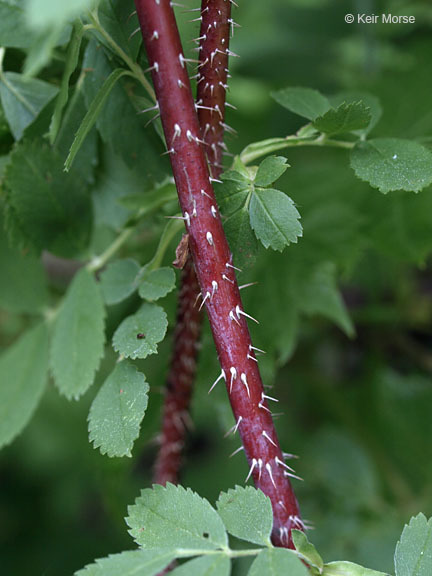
[216,486,273,546]
[313,101,372,135]
[329,92,382,135]
[395,513,432,576]
[112,303,168,360]
[119,180,177,212]
[50,269,106,400]
[249,188,302,251]
[49,20,84,144]
[127,483,228,550]
[88,361,149,458]
[75,549,176,576]
[97,0,142,60]
[0,0,37,48]
[100,259,141,305]
[4,140,92,256]
[23,24,70,77]
[292,530,324,571]
[271,87,331,121]
[138,267,176,301]
[224,205,258,269]
[26,0,94,30]
[350,138,432,193]
[0,71,58,140]
[0,323,49,449]
[324,561,389,576]
[0,221,48,313]
[254,156,289,187]
[170,555,230,576]
[65,68,129,171]
[248,548,309,576]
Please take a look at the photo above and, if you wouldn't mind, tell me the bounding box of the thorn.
[220,121,237,135]
[189,15,202,22]
[145,113,160,127]
[150,30,159,40]
[199,291,210,311]
[230,445,244,458]
[211,280,218,297]
[206,231,214,246]
[289,515,306,529]
[229,366,237,392]
[222,274,234,284]
[258,400,271,413]
[236,305,259,324]
[127,9,137,23]
[177,79,186,88]
[240,373,250,397]
[128,26,141,41]
[225,102,237,110]
[278,500,287,511]
[192,199,197,217]
[160,146,174,156]
[145,62,159,73]
[227,49,240,58]
[284,470,304,482]
[209,369,226,394]
[275,456,296,474]
[138,103,159,115]
[209,177,222,184]
[283,452,299,460]
[226,262,242,272]
[250,345,266,355]
[245,458,257,482]
[172,123,181,143]
[229,309,241,326]
[225,415,243,437]
[266,463,276,488]
[239,282,258,290]
[165,212,190,226]
[194,292,202,307]
[201,188,212,199]
[263,393,278,403]
[211,206,217,218]
[262,430,277,448]
[279,527,289,546]
[247,353,258,363]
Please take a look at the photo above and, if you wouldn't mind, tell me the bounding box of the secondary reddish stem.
[135,0,302,546]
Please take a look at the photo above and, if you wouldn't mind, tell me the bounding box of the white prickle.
[211,280,218,296]
[229,366,237,392]
[208,369,226,394]
[262,430,277,447]
[236,305,259,324]
[229,309,240,325]
[206,231,214,245]
[266,462,276,488]
[211,205,217,218]
[275,456,296,474]
[245,458,257,482]
[240,373,250,397]
[198,291,210,311]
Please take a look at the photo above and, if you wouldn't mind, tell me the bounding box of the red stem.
[153,0,232,486]
[135,0,302,547]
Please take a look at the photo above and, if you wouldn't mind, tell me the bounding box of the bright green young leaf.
[249,188,302,251]
[100,259,141,305]
[97,0,142,60]
[138,267,176,301]
[313,101,372,135]
[216,486,273,546]
[350,138,432,193]
[49,20,84,143]
[0,222,48,313]
[26,0,94,30]
[88,361,149,458]
[0,0,37,48]
[50,269,106,400]
[323,561,389,576]
[271,87,331,121]
[254,156,289,187]
[0,323,49,449]
[224,205,259,269]
[248,548,309,576]
[4,141,92,256]
[112,303,168,360]
[292,529,324,571]
[0,72,58,139]
[330,92,382,135]
[65,68,129,171]
[75,549,176,576]
[170,555,230,576]
[395,513,432,576]
[127,483,228,550]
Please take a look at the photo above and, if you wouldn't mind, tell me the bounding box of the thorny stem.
[154,0,232,486]
[135,0,302,547]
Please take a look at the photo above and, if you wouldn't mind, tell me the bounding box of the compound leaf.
[138,267,176,301]
[254,156,289,187]
[75,549,176,576]
[323,562,389,576]
[88,361,149,458]
[170,555,230,576]
[50,268,106,400]
[292,530,324,571]
[216,486,273,546]
[112,303,167,359]
[248,548,309,576]
[271,87,330,121]
[0,322,49,449]
[313,101,371,135]
[100,259,141,305]
[395,514,432,576]
[127,483,228,550]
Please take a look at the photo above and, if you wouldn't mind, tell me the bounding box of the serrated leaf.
[100,259,141,305]
[248,548,309,576]
[4,140,92,256]
[75,549,175,576]
[329,92,382,135]
[216,486,273,546]
[0,323,49,449]
[350,138,432,193]
[271,87,331,121]
[224,204,258,269]
[138,267,176,301]
[395,514,432,576]
[170,555,230,576]
[49,20,84,143]
[254,156,289,187]
[88,361,149,458]
[97,0,142,60]
[65,68,129,171]
[292,530,324,571]
[127,483,228,550]
[50,269,106,400]
[324,561,389,576]
[249,188,302,251]
[112,303,167,359]
[26,0,94,30]
[0,72,58,140]
[313,101,372,135]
